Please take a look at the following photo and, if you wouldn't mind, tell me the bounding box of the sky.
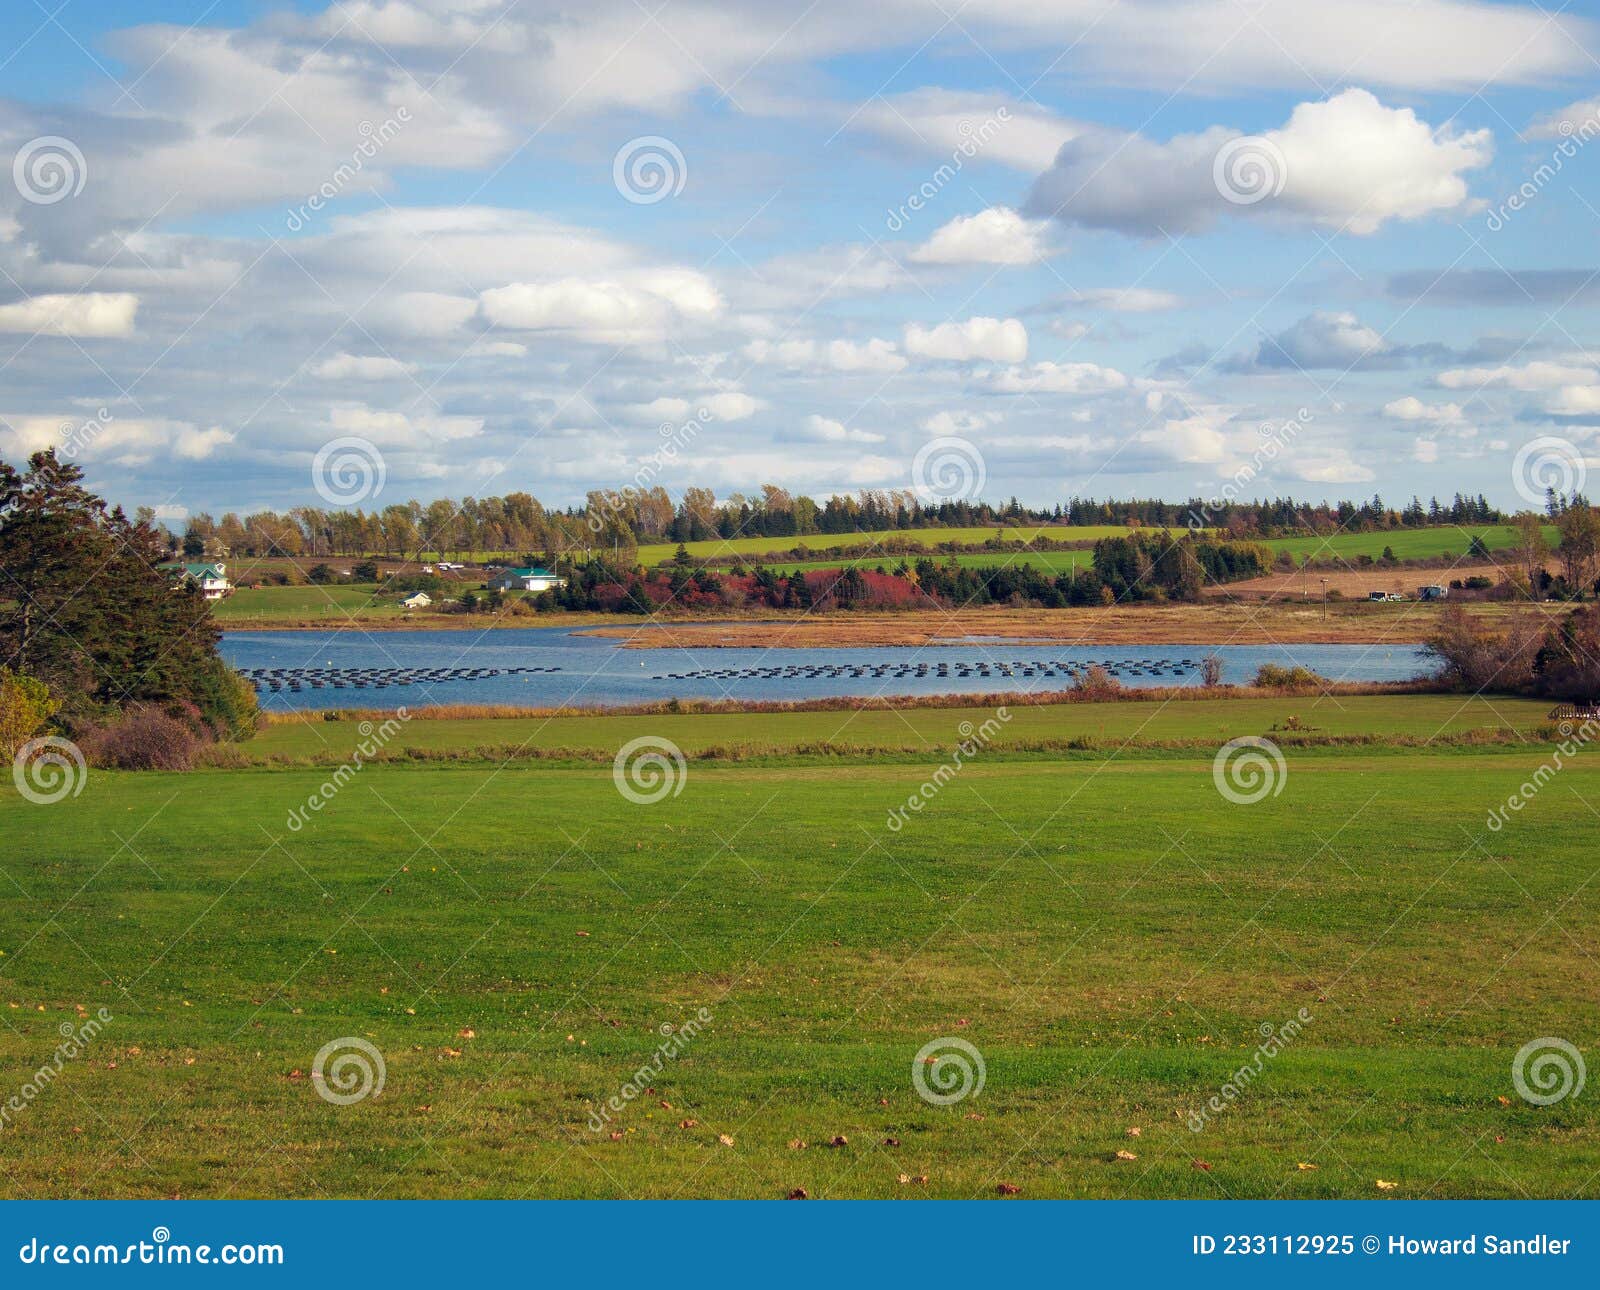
[2,0,1600,521]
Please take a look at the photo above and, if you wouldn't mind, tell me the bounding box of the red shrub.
[80,704,208,770]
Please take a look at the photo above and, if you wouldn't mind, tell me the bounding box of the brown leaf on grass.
[458,1028,476,1039]
[913,1175,928,1185]
[1376,1179,1398,1191]
[1192,1159,1212,1172]
[182,1057,195,1066]
[1114,1149,1138,1161]
[897,1173,910,1185]
[659,1100,672,1110]
[883,1136,901,1147]
[965,1112,985,1121]
[1125,1126,1141,1137]
[828,1135,848,1148]
[786,1188,808,1200]
[609,1132,624,1141]
[678,1118,698,1128]
[718,1133,735,1146]
[442,1047,462,1058]
[787,1139,806,1150]
[1296,1162,1318,1171]
[1496,1095,1511,1106]
[996,1182,1021,1196]
[576,931,590,937]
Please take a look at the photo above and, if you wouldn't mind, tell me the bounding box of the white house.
[400,592,432,609]
[159,561,232,600]
[489,566,567,593]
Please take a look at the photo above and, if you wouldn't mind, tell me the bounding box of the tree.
[0,667,57,761]
[1557,503,1600,597]
[1510,512,1550,596]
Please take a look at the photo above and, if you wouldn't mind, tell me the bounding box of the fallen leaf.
[897,1173,910,1185]
[996,1182,1021,1196]
[786,1188,808,1200]
[1496,1095,1511,1106]
[1296,1162,1318,1171]
[1126,1126,1142,1137]
[1115,1149,1138,1161]
[458,1028,476,1039]
[828,1135,848,1148]
[787,1139,806,1150]
[1376,1179,1398,1191]
[718,1133,735,1147]
[1192,1159,1212,1172]
[678,1118,698,1129]
[609,1132,624,1141]
[883,1136,901,1147]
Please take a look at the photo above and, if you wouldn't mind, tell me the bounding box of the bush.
[1073,665,1122,697]
[1253,663,1329,689]
[80,705,208,770]
[0,667,58,761]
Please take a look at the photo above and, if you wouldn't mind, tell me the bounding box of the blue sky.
[2,0,1600,520]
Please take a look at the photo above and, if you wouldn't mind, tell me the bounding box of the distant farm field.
[2,695,1593,1199]
[634,525,1136,565]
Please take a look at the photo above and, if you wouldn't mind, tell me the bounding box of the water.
[221,627,1433,712]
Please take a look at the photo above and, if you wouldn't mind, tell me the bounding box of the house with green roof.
[157,561,233,601]
[489,566,567,593]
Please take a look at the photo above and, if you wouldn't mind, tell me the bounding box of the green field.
[634,525,1135,566]
[3,694,1594,1199]
[212,583,400,623]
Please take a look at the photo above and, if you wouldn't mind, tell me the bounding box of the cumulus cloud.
[1544,386,1600,417]
[904,317,1027,363]
[1437,361,1597,390]
[478,271,722,343]
[796,414,885,445]
[743,336,906,373]
[1027,89,1490,236]
[988,361,1128,394]
[1232,311,1391,371]
[312,353,416,380]
[1052,287,1184,313]
[1384,397,1465,423]
[853,89,1081,173]
[910,208,1049,265]
[0,293,138,337]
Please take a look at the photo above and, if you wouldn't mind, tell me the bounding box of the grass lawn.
[246,694,1555,763]
[634,525,1136,565]
[2,695,1595,1199]
[213,583,401,623]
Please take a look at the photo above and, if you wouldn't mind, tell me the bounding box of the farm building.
[490,567,568,593]
[400,592,433,609]
[157,561,233,600]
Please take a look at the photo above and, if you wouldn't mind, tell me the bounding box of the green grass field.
[634,525,1135,565]
[211,583,400,623]
[2,694,1594,1199]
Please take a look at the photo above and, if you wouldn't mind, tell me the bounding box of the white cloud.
[312,353,416,380]
[904,316,1028,363]
[798,414,885,445]
[988,361,1128,394]
[1413,438,1441,463]
[910,207,1049,265]
[1528,97,1600,139]
[1437,361,1597,390]
[921,410,1000,435]
[1060,287,1183,313]
[0,293,138,337]
[1384,396,1465,423]
[1027,89,1490,236]
[1545,386,1600,417]
[1240,311,1389,370]
[1289,453,1376,484]
[705,392,761,421]
[478,271,722,342]
[743,336,906,373]
[854,89,1081,173]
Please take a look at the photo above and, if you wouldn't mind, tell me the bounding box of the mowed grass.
[212,583,402,623]
[247,694,1553,763]
[2,706,1596,1199]
[634,525,1136,565]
